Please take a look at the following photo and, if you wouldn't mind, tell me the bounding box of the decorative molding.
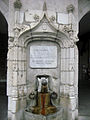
[66,4,75,13]
[50,15,55,22]
[14,0,22,9]
[18,13,76,47]
[42,22,47,30]
[18,86,27,97]
[8,36,14,48]
[33,14,39,21]
[9,36,14,42]
[58,24,73,34]
[13,26,21,37]
[62,25,73,33]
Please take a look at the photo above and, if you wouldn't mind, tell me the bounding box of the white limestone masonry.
[0,0,86,120]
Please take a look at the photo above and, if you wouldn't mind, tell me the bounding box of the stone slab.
[57,13,68,24]
[30,46,57,68]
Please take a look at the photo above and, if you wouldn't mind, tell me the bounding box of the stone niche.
[8,13,78,120]
[26,40,61,98]
[24,40,64,120]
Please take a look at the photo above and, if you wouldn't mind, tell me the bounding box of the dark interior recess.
[77,11,90,116]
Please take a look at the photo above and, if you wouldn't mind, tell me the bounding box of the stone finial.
[66,4,75,13]
[43,1,47,11]
[14,0,22,9]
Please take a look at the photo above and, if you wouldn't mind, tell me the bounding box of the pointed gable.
[31,13,58,33]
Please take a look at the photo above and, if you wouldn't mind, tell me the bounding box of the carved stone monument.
[27,78,57,115]
[7,1,78,119]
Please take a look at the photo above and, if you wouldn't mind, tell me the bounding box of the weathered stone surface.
[2,0,90,120]
[57,13,68,24]
[6,0,79,120]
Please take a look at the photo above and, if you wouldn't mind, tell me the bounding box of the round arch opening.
[77,11,90,117]
[0,11,8,120]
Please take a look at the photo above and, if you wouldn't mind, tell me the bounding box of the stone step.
[79,116,90,120]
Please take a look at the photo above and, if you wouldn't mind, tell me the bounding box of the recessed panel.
[30,46,57,68]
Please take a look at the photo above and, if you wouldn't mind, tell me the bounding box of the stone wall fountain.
[24,75,64,120]
[8,10,78,119]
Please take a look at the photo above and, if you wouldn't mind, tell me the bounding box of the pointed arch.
[19,13,74,48]
[0,11,8,34]
[0,9,8,120]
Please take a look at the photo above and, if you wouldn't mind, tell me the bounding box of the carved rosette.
[33,14,39,22]
[50,16,55,22]
[14,0,22,9]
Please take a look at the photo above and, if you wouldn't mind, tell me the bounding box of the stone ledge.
[15,107,64,120]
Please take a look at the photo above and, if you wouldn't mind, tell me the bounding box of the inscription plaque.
[30,46,57,68]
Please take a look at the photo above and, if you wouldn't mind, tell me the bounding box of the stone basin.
[23,107,64,120]
[15,106,63,120]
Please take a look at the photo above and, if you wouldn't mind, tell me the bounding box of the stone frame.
[7,13,78,120]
